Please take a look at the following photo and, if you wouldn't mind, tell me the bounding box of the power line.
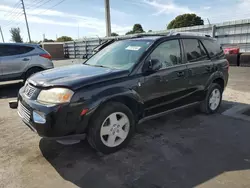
[26,0,55,10]
[3,1,21,14]
[1,0,23,28]
[4,2,22,18]
[32,0,67,15]
[26,0,45,8]
[2,12,24,28]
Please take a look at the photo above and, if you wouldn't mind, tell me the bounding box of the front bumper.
[17,87,90,140]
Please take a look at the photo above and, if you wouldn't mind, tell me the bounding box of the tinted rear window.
[182,39,208,62]
[201,39,224,59]
[0,45,34,56]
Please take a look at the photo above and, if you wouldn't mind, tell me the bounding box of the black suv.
[16,33,229,154]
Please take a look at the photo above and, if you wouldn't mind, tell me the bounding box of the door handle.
[160,76,169,83]
[177,71,185,77]
[205,66,212,72]
[22,58,30,61]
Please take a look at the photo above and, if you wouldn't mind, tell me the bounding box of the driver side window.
[149,40,182,69]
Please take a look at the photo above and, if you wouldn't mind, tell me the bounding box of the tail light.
[39,53,52,60]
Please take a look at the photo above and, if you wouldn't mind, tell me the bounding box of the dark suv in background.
[16,32,229,154]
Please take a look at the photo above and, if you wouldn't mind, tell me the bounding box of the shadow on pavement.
[40,101,250,188]
[0,81,23,99]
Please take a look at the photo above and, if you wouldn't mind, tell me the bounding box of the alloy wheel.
[209,88,221,111]
[100,112,130,147]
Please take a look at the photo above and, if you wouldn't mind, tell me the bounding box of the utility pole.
[207,18,211,25]
[20,0,31,43]
[104,0,111,37]
[0,26,4,42]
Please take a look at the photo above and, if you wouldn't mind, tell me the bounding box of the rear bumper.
[17,87,90,140]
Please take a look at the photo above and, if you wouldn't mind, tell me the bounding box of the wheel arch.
[101,95,144,122]
[88,87,145,124]
[205,71,225,91]
[212,77,224,91]
[22,66,45,79]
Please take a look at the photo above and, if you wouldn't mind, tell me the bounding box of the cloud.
[0,4,131,36]
[198,0,250,24]
[141,0,193,15]
[96,7,132,18]
[203,6,211,10]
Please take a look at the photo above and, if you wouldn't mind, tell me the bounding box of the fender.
[87,86,144,119]
[73,87,144,134]
[205,71,224,90]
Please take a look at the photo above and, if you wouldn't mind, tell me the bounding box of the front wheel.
[200,83,222,114]
[87,102,135,154]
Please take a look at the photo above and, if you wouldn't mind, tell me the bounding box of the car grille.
[24,84,36,98]
[18,101,31,123]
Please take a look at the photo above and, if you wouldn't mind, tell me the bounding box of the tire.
[24,67,43,81]
[200,83,222,114]
[87,102,135,154]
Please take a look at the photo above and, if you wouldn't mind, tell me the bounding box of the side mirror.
[147,59,162,72]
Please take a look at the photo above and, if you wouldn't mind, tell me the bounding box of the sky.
[0,0,250,42]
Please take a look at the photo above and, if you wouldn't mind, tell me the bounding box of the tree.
[125,31,134,35]
[111,32,119,36]
[133,24,144,33]
[126,24,145,35]
[148,30,153,32]
[56,36,73,42]
[10,27,23,43]
[167,14,204,29]
[43,38,54,42]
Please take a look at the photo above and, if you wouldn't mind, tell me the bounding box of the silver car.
[0,43,54,81]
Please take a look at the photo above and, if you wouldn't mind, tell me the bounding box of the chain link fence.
[64,19,250,59]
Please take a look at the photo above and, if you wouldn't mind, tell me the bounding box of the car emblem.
[25,87,30,94]
[24,84,36,98]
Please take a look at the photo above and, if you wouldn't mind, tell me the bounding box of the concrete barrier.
[226,54,239,66]
[41,42,65,60]
[240,53,250,67]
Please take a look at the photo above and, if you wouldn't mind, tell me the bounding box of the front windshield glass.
[85,40,153,70]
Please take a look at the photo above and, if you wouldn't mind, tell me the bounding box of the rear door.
[182,38,214,102]
[139,39,189,116]
[0,45,34,78]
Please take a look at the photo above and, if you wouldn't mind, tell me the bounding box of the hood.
[28,64,128,90]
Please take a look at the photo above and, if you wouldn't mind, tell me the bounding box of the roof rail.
[130,33,169,38]
[169,31,211,37]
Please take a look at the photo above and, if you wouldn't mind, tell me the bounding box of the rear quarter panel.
[205,58,229,90]
[25,55,54,72]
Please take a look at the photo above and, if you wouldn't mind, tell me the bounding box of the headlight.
[37,88,74,104]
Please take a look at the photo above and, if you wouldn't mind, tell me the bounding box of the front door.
[138,39,189,116]
[182,38,214,102]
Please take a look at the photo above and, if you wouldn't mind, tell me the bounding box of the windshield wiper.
[85,64,108,68]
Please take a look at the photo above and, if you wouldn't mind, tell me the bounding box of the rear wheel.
[87,102,135,154]
[24,67,43,81]
[200,83,222,114]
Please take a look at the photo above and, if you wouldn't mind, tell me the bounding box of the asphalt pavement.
[0,61,250,188]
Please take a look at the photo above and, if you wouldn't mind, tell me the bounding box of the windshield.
[85,40,153,70]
